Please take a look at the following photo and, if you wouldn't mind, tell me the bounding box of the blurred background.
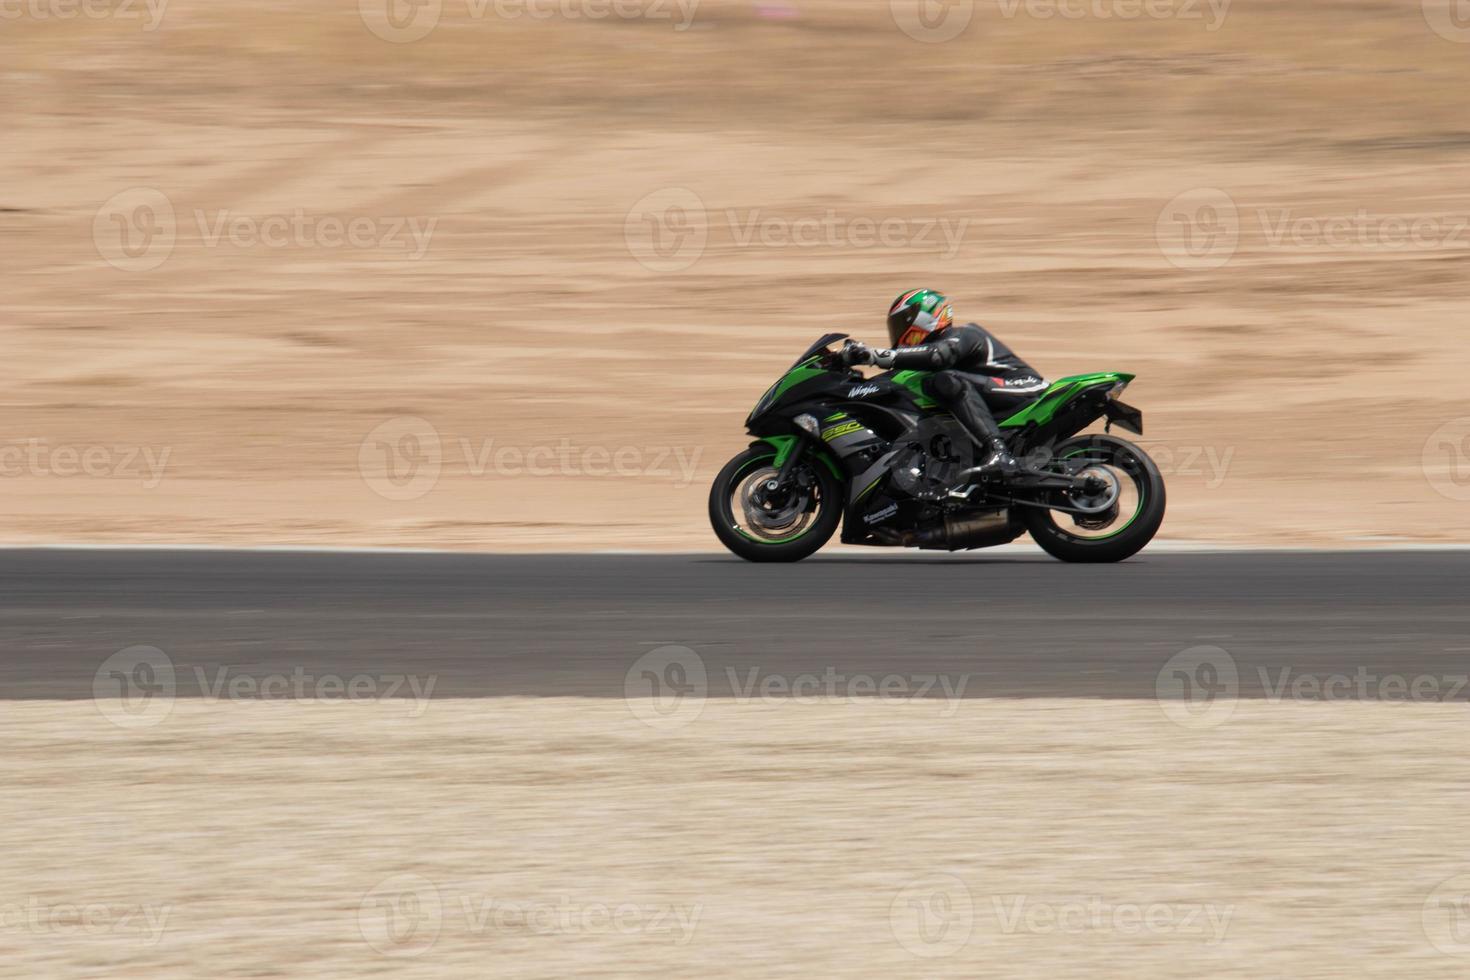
[9,7,1470,977]
[3,0,1469,547]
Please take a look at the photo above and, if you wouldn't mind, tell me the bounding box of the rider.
[841,289,1048,477]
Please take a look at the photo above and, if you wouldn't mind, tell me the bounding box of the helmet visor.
[896,325,932,347]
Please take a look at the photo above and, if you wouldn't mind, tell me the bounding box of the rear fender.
[1103,399,1144,436]
[999,372,1133,430]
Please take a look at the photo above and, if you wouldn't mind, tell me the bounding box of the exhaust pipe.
[914,510,1020,551]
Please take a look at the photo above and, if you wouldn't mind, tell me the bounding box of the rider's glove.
[840,342,874,367]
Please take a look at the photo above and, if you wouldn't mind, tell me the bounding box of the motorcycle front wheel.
[708,447,843,562]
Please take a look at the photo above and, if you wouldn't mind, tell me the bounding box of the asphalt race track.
[1,549,1465,700]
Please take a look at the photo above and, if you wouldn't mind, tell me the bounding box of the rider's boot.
[973,438,1021,480]
[947,384,1024,481]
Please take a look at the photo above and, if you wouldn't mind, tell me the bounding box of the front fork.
[752,434,842,487]
[773,438,809,488]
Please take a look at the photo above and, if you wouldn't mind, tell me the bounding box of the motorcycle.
[708,334,1165,562]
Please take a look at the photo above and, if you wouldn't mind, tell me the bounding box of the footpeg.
[959,451,1021,482]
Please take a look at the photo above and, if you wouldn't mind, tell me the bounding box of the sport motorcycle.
[708,334,1165,562]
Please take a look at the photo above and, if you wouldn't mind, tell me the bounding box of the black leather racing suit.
[869,323,1048,451]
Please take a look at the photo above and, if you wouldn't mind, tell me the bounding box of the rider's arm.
[868,326,982,369]
[868,343,952,369]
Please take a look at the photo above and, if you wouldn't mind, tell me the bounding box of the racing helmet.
[886,289,954,347]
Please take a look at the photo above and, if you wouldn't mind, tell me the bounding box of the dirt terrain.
[3,0,1469,549]
[6,698,1470,977]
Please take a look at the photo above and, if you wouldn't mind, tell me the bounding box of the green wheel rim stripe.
[729,454,822,545]
[1058,448,1146,540]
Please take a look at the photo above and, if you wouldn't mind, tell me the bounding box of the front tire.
[708,447,843,562]
[1021,434,1166,563]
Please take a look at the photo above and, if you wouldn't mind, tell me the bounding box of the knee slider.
[929,370,966,399]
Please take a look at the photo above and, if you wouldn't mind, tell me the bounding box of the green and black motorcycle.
[708,334,1165,563]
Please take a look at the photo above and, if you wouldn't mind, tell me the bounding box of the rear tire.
[708,447,843,562]
[1021,434,1166,563]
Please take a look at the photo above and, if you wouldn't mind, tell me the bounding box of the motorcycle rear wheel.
[1021,434,1166,563]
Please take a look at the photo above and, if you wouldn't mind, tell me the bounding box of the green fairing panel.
[999,372,1133,428]
[749,358,827,420]
[768,358,823,399]
[775,360,826,395]
[888,370,939,408]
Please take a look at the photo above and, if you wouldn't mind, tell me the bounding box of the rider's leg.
[927,371,1017,476]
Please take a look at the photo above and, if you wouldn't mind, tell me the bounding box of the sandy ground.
[0,698,1466,977]
[3,0,1470,550]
